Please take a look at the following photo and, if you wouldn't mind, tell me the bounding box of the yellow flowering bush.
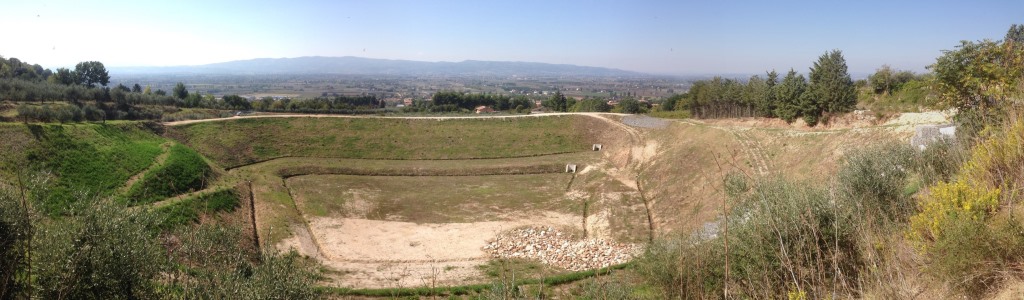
[909,179,1000,245]
[910,121,1023,247]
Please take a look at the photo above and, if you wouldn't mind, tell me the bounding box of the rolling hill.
[110,56,644,77]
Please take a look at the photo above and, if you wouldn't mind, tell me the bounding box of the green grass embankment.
[168,116,593,168]
[0,123,165,214]
[121,143,212,205]
[153,187,240,230]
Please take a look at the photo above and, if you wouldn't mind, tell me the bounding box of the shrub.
[637,179,861,299]
[32,201,165,299]
[172,224,320,300]
[908,119,1024,293]
[837,142,916,224]
[0,189,32,299]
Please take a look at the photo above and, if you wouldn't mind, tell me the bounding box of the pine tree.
[808,50,856,114]
[759,70,779,117]
[1006,24,1024,44]
[773,69,806,123]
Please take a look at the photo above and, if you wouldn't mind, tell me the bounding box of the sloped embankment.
[166,116,601,168]
[0,122,165,214]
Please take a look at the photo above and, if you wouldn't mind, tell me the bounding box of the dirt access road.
[162,112,631,126]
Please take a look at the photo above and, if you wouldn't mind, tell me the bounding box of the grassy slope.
[640,121,909,235]
[167,116,595,168]
[0,122,165,214]
[121,143,212,205]
[153,187,240,230]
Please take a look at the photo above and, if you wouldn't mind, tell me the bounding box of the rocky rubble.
[482,226,643,271]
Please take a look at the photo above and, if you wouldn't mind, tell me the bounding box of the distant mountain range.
[110,56,644,77]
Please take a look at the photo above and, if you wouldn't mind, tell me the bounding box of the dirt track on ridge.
[163,112,630,126]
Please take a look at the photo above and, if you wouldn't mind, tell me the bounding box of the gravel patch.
[622,115,670,129]
[483,226,642,271]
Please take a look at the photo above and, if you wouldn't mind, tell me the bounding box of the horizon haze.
[3,0,1023,76]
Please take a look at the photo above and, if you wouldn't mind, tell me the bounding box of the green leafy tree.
[869,65,916,95]
[573,98,611,112]
[662,94,683,111]
[50,68,77,85]
[931,39,1024,130]
[131,83,142,93]
[173,82,189,100]
[808,49,856,114]
[73,61,109,88]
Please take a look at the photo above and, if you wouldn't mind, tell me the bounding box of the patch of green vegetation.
[479,258,560,279]
[122,143,212,205]
[154,188,240,230]
[16,123,164,214]
[321,263,630,297]
[647,109,691,119]
[169,116,594,168]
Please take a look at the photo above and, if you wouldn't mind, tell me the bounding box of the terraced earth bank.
[158,112,940,289]
[167,114,651,288]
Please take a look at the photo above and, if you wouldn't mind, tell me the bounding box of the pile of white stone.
[482,226,642,271]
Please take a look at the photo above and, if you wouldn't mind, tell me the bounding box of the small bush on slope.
[32,200,165,299]
[0,188,32,298]
[122,143,212,205]
[170,224,320,300]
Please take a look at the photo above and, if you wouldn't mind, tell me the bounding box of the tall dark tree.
[543,91,569,112]
[73,61,110,88]
[744,75,769,116]
[173,82,189,99]
[131,83,142,93]
[808,50,856,114]
[223,95,252,110]
[759,70,779,117]
[618,98,644,114]
[774,69,807,123]
[1006,24,1024,44]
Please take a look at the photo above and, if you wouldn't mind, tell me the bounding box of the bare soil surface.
[279,212,579,288]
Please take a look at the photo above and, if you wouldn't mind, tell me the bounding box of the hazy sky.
[2,0,1022,75]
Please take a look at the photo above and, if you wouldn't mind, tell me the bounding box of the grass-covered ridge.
[153,187,240,230]
[167,116,595,168]
[0,122,165,214]
[121,143,213,205]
